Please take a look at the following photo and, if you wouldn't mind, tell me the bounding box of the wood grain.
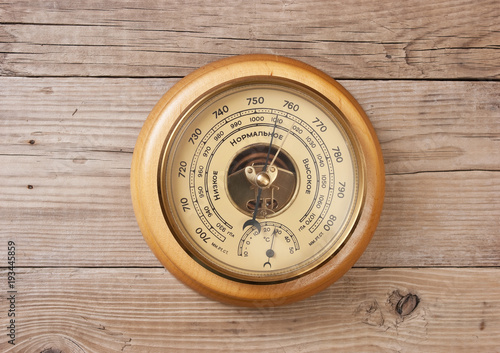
[0,0,499,79]
[1,267,499,352]
[1,0,499,350]
[0,78,498,268]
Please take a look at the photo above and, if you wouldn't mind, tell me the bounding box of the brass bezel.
[158,78,366,283]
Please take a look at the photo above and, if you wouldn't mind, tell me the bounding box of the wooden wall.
[1,1,499,351]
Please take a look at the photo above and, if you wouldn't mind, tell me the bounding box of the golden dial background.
[160,82,364,283]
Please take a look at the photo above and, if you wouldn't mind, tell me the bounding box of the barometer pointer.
[269,122,294,170]
[243,117,279,233]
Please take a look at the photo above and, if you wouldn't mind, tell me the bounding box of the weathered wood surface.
[1,0,499,352]
[0,0,499,79]
[1,267,499,352]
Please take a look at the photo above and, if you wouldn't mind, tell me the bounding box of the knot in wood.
[396,293,420,317]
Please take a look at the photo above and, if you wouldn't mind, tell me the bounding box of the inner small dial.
[162,82,361,282]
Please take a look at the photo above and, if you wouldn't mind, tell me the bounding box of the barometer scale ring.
[131,54,384,306]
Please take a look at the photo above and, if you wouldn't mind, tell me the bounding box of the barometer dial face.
[160,82,362,283]
[131,55,384,305]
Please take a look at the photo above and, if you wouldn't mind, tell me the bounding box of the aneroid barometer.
[131,55,384,306]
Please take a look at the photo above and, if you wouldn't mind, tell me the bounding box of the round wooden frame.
[131,54,385,306]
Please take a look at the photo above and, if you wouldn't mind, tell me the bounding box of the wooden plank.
[1,0,498,79]
[360,171,500,267]
[0,78,498,267]
[1,78,498,173]
[1,267,499,352]
[341,80,500,174]
[1,167,498,267]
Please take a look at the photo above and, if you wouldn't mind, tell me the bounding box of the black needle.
[243,117,279,232]
[263,227,277,268]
